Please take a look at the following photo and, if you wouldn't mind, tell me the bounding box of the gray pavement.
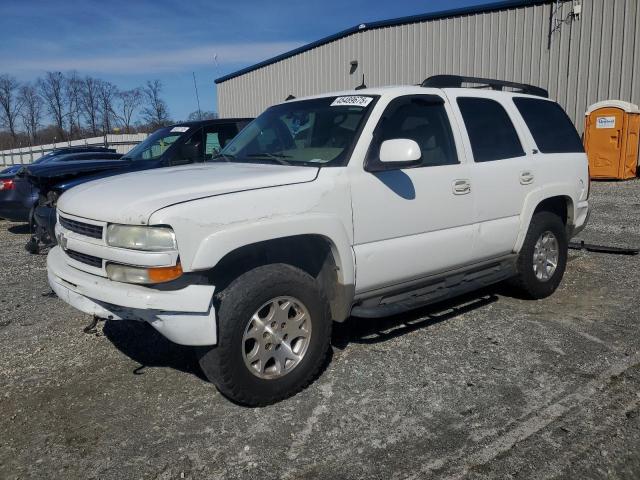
[1,179,639,479]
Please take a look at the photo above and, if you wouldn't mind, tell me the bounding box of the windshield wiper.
[209,153,236,162]
[246,153,293,165]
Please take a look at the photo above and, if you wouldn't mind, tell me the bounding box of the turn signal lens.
[0,179,15,191]
[147,263,183,283]
[106,262,183,284]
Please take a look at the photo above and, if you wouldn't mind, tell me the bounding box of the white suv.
[47,76,589,406]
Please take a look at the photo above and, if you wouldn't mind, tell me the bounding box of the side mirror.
[379,139,421,166]
[366,138,422,172]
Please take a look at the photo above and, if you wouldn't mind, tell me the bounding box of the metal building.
[215,0,640,133]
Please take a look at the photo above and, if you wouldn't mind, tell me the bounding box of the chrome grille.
[59,216,103,239]
[65,249,103,268]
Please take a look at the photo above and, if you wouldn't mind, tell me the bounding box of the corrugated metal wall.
[217,0,640,133]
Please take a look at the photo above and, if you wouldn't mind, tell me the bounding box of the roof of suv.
[281,85,552,106]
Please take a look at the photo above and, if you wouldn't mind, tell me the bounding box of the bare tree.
[18,83,43,143]
[142,80,170,128]
[65,72,83,139]
[80,76,101,136]
[38,72,66,140]
[96,80,118,134]
[116,88,142,133]
[0,74,24,145]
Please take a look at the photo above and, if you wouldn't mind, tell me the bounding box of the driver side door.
[350,94,476,294]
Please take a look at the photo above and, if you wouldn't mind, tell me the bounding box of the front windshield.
[217,95,377,167]
[122,126,187,161]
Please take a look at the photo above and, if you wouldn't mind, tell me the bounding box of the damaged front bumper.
[47,246,217,346]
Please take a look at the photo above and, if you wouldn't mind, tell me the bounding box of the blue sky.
[0,0,490,122]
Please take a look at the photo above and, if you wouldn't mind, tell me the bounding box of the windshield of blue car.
[120,126,187,161]
[32,152,58,164]
[215,95,377,167]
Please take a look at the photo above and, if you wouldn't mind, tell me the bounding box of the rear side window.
[513,98,584,153]
[457,97,525,162]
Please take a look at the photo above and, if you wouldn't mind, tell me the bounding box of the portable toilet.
[584,100,640,180]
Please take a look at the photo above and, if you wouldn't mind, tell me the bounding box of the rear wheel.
[509,211,568,299]
[197,263,332,406]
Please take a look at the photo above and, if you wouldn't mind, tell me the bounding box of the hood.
[58,162,319,224]
[23,159,130,189]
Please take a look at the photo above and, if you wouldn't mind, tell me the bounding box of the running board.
[569,240,639,256]
[351,259,515,318]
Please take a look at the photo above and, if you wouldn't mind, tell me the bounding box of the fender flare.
[514,185,577,252]
[190,213,356,287]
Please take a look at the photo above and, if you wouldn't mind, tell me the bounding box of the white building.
[216,0,640,133]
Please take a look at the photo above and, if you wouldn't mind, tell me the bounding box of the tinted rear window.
[457,97,525,162]
[513,98,584,153]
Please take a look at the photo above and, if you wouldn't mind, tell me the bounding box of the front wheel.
[197,263,332,406]
[509,211,568,299]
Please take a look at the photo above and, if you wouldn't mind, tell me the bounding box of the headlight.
[106,224,177,251]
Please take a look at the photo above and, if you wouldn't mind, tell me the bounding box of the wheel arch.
[515,190,577,252]
[193,223,355,322]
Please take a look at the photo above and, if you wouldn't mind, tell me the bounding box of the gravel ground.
[1,179,639,480]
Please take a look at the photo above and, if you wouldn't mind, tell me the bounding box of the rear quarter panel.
[515,152,589,251]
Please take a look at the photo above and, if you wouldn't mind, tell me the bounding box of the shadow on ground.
[332,290,500,349]
[103,320,207,380]
[103,286,507,382]
[8,223,30,234]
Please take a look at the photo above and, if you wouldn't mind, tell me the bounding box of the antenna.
[192,72,202,120]
[355,74,366,90]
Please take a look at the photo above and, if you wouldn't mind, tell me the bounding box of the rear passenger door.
[452,94,534,260]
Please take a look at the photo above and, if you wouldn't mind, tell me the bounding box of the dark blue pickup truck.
[26,118,251,252]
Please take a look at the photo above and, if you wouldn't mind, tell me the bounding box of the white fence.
[0,133,149,166]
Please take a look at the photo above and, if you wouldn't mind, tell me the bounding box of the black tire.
[197,263,332,407]
[508,211,568,299]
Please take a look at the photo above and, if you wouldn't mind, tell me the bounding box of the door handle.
[520,171,534,185]
[453,179,471,195]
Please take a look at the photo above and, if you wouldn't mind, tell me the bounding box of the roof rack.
[422,75,548,98]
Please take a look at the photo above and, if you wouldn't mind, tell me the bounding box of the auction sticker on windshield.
[331,96,373,108]
[170,126,190,133]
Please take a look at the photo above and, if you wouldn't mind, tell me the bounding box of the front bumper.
[47,246,217,346]
[0,200,30,222]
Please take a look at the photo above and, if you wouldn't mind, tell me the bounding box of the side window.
[370,95,458,167]
[457,97,525,162]
[203,124,240,160]
[205,132,221,155]
[513,98,584,153]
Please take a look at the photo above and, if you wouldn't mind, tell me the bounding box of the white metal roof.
[586,100,640,115]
